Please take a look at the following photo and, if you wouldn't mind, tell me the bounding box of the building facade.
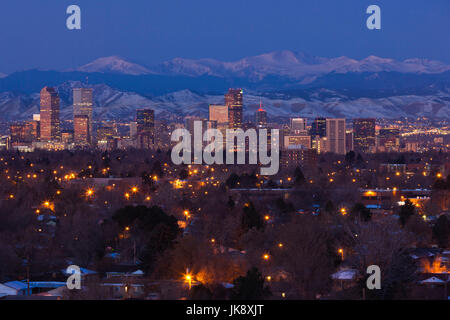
[73,88,93,144]
[353,118,376,153]
[40,87,60,142]
[225,88,243,129]
[326,118,346,155]
[136,109,155,149]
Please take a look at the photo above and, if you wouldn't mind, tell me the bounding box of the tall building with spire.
[40,87,60,142]
[255,101,267,128]
[225,88,243,129]
[73,88,93,144]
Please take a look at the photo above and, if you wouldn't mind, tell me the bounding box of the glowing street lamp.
[85,188,94,197]
[263,253,270,261]
[131,186,138,193]
[184,269,192,290]
[338,248,344,260]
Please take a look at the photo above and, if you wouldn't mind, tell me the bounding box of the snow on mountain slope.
[152,51,450,80]
[1,82,448,121]
[76,56,153,75]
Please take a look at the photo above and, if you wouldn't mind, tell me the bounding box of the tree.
[345,151,356,163]
[351,203,372,222]
[179,168,189,180]
[189,284,213,300]
[241,202,263,233]
[226,173,240,189]
[230,268,271,300]
[325,200,335,214]
[294,167,305,185]
[399,200,416,227]
[113,205,180,273]
[433,215,450,248]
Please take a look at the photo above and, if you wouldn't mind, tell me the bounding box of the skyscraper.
[74,115,90,145]
[256,102,267,128]
[378,128,400,151]
[353,118,376,153]
[310,117,327,137]
[209,105,228,126]
[290,118,307,132]
[326,118,346,155]
[225,88,243,129]
[73,88,93,144]
[40,87,60,142]
[136,109,155,149]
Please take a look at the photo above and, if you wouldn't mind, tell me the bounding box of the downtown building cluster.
[6,87,157,152]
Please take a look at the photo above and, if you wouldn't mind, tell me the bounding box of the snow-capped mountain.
[75,56,153,75]
[1,81,449,121]
[71,51,450,80]
[151,51,450,80]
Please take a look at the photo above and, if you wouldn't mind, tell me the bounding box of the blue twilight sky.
[0,0,448,73]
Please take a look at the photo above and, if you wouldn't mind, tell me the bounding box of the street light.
[184,269,192,290]
[85,188,94,197]
[338,248,344,260]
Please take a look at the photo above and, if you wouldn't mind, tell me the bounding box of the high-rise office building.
[326,118,346,155]
[346,130,354,152]
[40,87,60,142]
[225,88,243,129]
[290,118,307,132]
[73,88,93,144]
[256,102,267,128]
[136,109,155,149]
[97,121,118,141]
[9,121,36,144]
[283,135,311,149]
[378,128,400,151]
[74,115,90,145]
[353,118,376,153]
[209,105,228,125]
[310,117,327,137]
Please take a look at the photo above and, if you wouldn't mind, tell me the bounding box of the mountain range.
[76,51,450,80]
[0,51,449,121]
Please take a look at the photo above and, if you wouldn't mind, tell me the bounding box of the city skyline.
[0,1,449,306]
